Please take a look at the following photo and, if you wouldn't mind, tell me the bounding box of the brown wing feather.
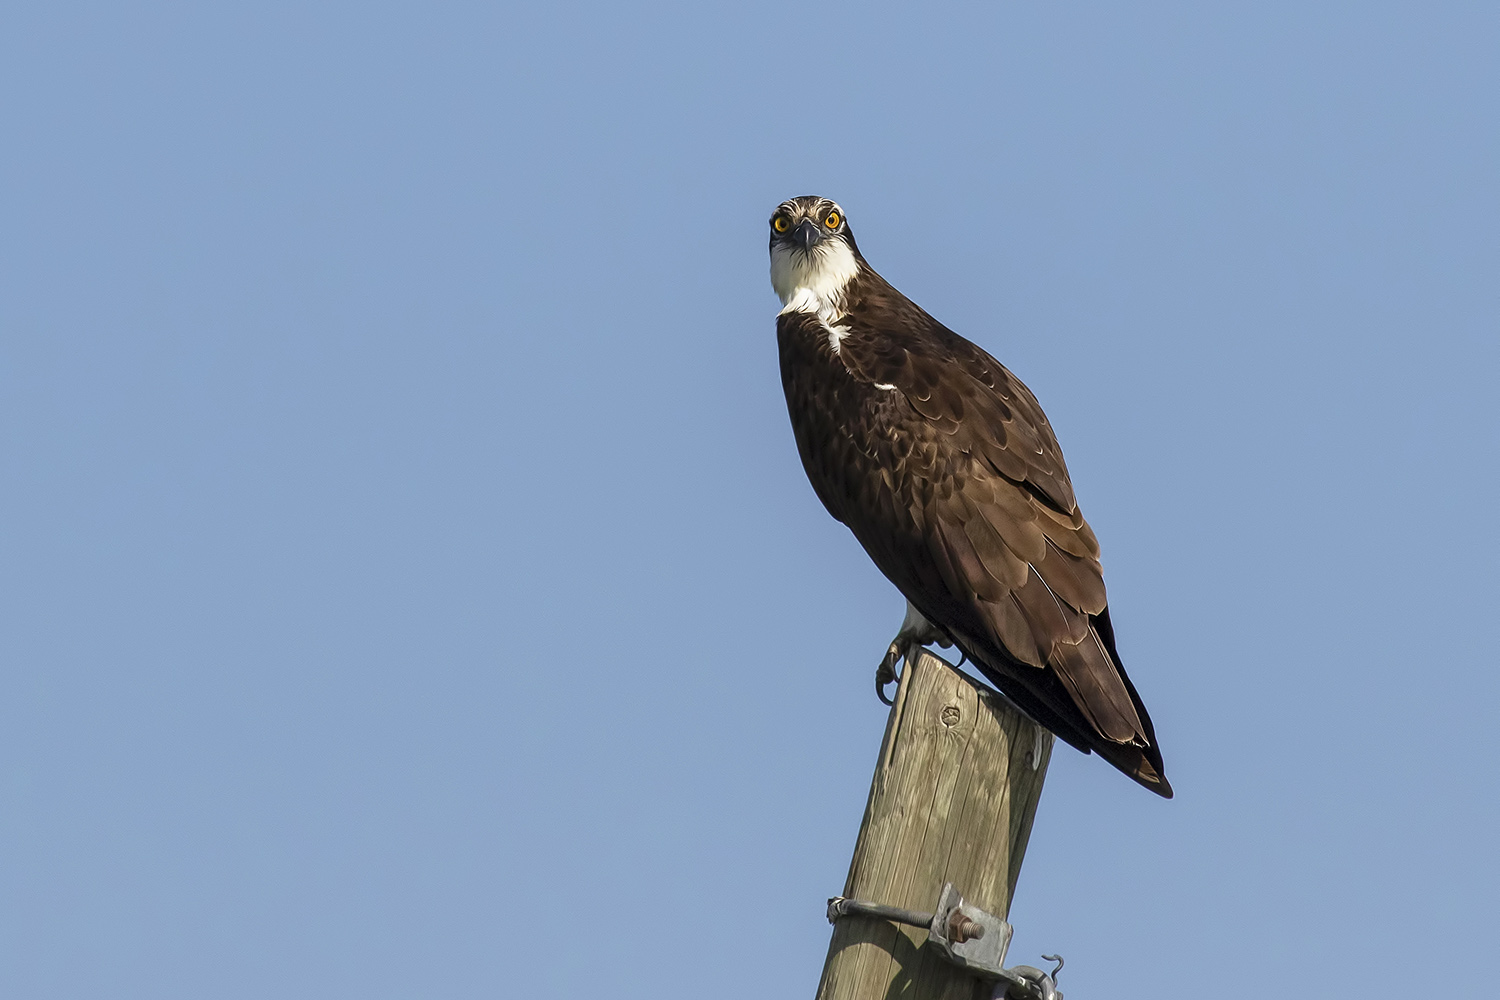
[778,273,1170,797]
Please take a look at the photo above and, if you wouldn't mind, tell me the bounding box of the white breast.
[770,240,859,325]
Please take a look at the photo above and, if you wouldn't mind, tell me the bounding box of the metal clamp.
[827,883,1063,999]
[993,955,1064,1000]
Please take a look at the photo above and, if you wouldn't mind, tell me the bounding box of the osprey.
[770,195,1171,797]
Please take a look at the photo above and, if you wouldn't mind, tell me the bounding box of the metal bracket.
[827,883,1063,1000]
[993,956,1064,1000]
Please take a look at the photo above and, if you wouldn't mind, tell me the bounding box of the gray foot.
[875,641,904,705]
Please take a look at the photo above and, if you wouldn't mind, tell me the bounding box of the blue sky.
[2,3,1497,997]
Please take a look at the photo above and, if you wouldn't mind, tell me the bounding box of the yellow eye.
[772,215,790,233]
[825,212,841,229]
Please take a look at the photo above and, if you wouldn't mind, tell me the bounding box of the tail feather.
[956,605,1172,798]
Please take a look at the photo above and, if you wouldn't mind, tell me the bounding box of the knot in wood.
[940,704,961,728]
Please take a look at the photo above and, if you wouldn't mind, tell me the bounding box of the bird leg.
[875,641,905,706]
[875,601,954,705]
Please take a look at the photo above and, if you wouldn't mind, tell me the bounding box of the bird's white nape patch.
[770,239,859,324]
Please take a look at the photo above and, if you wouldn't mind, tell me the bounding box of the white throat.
[770,240,859,323]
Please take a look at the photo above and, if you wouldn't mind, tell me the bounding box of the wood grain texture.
[816,650,1052,1000]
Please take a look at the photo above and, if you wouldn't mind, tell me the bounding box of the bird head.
[769,195,862,315]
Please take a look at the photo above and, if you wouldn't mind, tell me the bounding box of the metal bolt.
[947,910,985,943]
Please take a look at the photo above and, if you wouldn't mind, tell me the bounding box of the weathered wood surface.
[816,649,1053,1000]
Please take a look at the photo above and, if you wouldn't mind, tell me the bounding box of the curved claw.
[875,642,903,705]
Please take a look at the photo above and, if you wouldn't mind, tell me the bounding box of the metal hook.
[1041,954,1064,982]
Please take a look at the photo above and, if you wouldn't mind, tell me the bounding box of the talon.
[875,642,902,705]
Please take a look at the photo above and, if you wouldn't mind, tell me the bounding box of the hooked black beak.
[792,218,823,250]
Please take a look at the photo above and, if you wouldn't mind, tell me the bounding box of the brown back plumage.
[778,261,1172,797]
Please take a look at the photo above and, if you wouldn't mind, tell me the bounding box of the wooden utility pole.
[816,649,1053,1000]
